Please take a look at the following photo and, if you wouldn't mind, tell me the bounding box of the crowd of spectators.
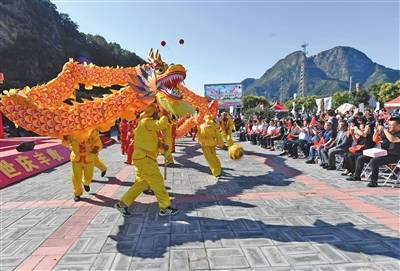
[238,108,400,187]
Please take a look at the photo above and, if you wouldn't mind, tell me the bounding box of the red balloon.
[179,39,184,45]
[161,40,166,46]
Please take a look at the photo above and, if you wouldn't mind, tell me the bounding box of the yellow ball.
[228,144,244,160]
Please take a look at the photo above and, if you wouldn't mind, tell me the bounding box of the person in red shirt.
[125,119,138,164]
[119,119,129,155]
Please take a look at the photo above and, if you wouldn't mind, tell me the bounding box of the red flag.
[310,116,317,126]
[0,72,4,83]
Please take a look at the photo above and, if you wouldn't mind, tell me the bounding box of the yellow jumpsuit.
[62,135,101,197]
[120,114,171,209]
[159,115,174,165]
[90,130,107,173]
[198,117,224,177]
[220,117,235,147]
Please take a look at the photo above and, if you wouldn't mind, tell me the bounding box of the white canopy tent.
[336,103,356,114]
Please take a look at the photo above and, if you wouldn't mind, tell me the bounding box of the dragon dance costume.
[90,129,107,176]
[158,109,174,165]
[198,115,224,177]
[61,131,102,200]
[115,104,177,216]
[219,112,235,147]
[0,48,226,208]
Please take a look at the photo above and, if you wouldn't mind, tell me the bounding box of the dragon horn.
[155,50,163,63]
[147,48,154,63]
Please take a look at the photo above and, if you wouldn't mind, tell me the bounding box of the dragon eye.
[156,67,165,74]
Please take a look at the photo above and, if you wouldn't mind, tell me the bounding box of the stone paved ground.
[1,137,399,271]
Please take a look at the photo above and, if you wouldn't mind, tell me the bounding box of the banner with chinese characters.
[204,83,243,109]
[0,145,70,188]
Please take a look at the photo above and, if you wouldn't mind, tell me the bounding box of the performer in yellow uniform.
[62,133,102,201]
[115,104,179,216]
[219,112,235,147]
[198,115,224,177]
[159,108,174,165]
[90,129,107,177]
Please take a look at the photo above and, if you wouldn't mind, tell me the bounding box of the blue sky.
[52,0,399,95]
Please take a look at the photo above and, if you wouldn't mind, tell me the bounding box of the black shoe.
[159,207,179,216]
[367,180,378,187]
[320,163,328,168]
[341,171,350,176]
[346,176,361,181]
[101,170,107,177]
[292,156,298,159]
[279,152,286,156]
[114,202,132,216]
[326,166,336,170]
[84,185,90,192]
[73,196,80,202]
[143,189,154,195]
[305,160,315,164]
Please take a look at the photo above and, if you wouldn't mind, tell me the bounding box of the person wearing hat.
[115,104,178,216]
[198,114,224,177]
[219,112,235,147]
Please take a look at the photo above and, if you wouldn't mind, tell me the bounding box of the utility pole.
[279,77,286,103]
[299,43,308,98]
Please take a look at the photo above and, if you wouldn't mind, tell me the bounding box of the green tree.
[350,90,370,105]
[242,95,268,111]
[377,80,400,103]
[302,96,317,111]
[332,91,352,108]
[284,96,317,113]
[368,84,381,101]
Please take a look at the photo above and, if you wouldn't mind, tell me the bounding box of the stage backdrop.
[204,83,243,109]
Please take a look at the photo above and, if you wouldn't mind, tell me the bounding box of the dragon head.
[146,48,186,100]
[137,48,194,116]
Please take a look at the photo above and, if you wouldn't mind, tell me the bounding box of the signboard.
[204,83,242,108]
[0,145,70,188]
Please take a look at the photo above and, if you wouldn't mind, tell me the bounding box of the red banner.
[0,145,70,188]
[0,112,3,139]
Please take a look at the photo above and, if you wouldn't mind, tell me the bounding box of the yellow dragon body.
[0,49,217,139]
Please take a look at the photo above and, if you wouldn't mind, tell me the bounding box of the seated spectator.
[245,120,253,141]
[259,120,271,148]
[238,120,247,142]
[305,120,326,164]
[256,119,267,145]
[266,121,285,151]
[318,121,338,167]
[289,119,313,158]
[342,118,375,176]
[280,119,302,156]
[324,120,353,170]
[262,120,277,148]
[347,116,400,187]
[250,119,258,144]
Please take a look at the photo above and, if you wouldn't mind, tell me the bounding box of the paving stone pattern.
[1,137,399,270]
